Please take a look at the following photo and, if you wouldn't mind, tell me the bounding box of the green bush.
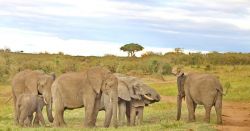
[205,64,211,71]
[161,63,172,75]
[147,60,160,74]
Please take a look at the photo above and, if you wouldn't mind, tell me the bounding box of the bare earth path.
[160,95,250,131]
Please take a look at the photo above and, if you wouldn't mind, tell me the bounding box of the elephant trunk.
[176,95,182,120]
[176,75,185,121]
[111,88,118,128]
[46,100,54,123]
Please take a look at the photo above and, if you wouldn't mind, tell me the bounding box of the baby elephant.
[16,94,46,127]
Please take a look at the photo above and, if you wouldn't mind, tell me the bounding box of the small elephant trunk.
[176,75,185,121]
[111,88,118,128]
[46,101,54,123]
[177,95,182,120]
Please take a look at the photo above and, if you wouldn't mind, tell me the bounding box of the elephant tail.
[222,82,231,96]
[217,82,231,96]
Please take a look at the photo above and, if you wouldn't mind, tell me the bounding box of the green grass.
[0,100,216,131]
[0,85,215,131]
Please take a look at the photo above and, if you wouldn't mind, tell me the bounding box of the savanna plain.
[0,51,250,131]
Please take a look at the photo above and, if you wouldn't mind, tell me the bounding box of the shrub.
[161,63,172,75]
[148,60,160,74]
[205,64,211,71]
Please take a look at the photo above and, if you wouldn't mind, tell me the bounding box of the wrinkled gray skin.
[16,94,46,127]
[176,72,223,124]
[52,67,118,128]
[12,70,55,125]
[99,74,161,126]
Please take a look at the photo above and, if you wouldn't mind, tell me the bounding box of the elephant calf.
[16,94,46,127]
[127,99,145,126]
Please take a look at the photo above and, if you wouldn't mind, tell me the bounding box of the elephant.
[51,67,118,128]
[12,69,55,125]
[173,69,223,124]
[16,94,46,127]
[99,74,161,126]
[126,99,145,126]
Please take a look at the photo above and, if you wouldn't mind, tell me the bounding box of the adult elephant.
[99,75,161,126]
[173,69,223,124]
[51,67,118,128]
[12,69,55,125]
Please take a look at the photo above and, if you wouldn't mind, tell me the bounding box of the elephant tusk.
[43,98,48,105]
[143,95,154,101]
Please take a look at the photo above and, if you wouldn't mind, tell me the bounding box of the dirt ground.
[161,95,250,131]
[217,101,250,131]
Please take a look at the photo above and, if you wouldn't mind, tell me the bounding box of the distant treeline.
[0,51,250,83]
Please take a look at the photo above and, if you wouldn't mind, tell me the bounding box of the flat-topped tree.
[120,43,144,57]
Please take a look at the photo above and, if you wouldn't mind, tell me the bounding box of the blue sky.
[0,0,250,56]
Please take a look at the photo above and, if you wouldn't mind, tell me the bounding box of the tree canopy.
[120,43,144,57]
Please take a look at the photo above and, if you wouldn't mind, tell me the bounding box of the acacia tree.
[120,43,144,57]
[174,48,183,54]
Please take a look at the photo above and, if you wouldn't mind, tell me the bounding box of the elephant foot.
[187,119,195,123]
[84,122,96,128]
[217,120,222,125]
[33,122,41,127]
[130,123,135,127]
[14,120,19,126]
[84,124,95,128]
[204,118,210,123]
[53,121,66,127]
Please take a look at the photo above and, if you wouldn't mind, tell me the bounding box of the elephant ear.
[118,80,131,101]
[25,70,46,95]
[49,72,56,81]
[87,67,104,94]
[25,76,39,95]
[37,76,48,94]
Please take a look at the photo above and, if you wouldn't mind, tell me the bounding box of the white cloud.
[1,0,249,30]
[0,27,182,56]
[0,0,249,54]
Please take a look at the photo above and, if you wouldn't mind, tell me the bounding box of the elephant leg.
[137,106,144,125]
[28,115,33,127]
[92,97,101,127]
[33,113,40,126]
[53,99,66,127]
[118,101,126,126]
[53,91,66,127]
[104,104,112,127]
[54,107,66,127]
[126,102,131,126]
[204,105,212,123]
[186,97,195,122]
[37,110,46,126]
[215,94,222,124]
[19,111,27,127]
[13,94,18,125]
[130,106,136,126]
[193,103,197,120]
[84,96,96,127]
[24,117,31,127]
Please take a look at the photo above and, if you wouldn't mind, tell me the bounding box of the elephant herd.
[12,66,223,128]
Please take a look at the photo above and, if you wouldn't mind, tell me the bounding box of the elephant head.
[117,76,160,104]
[37,73,55,123]
[172,68,186,120]
[87,67,118,128]
[139,84,161,105]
